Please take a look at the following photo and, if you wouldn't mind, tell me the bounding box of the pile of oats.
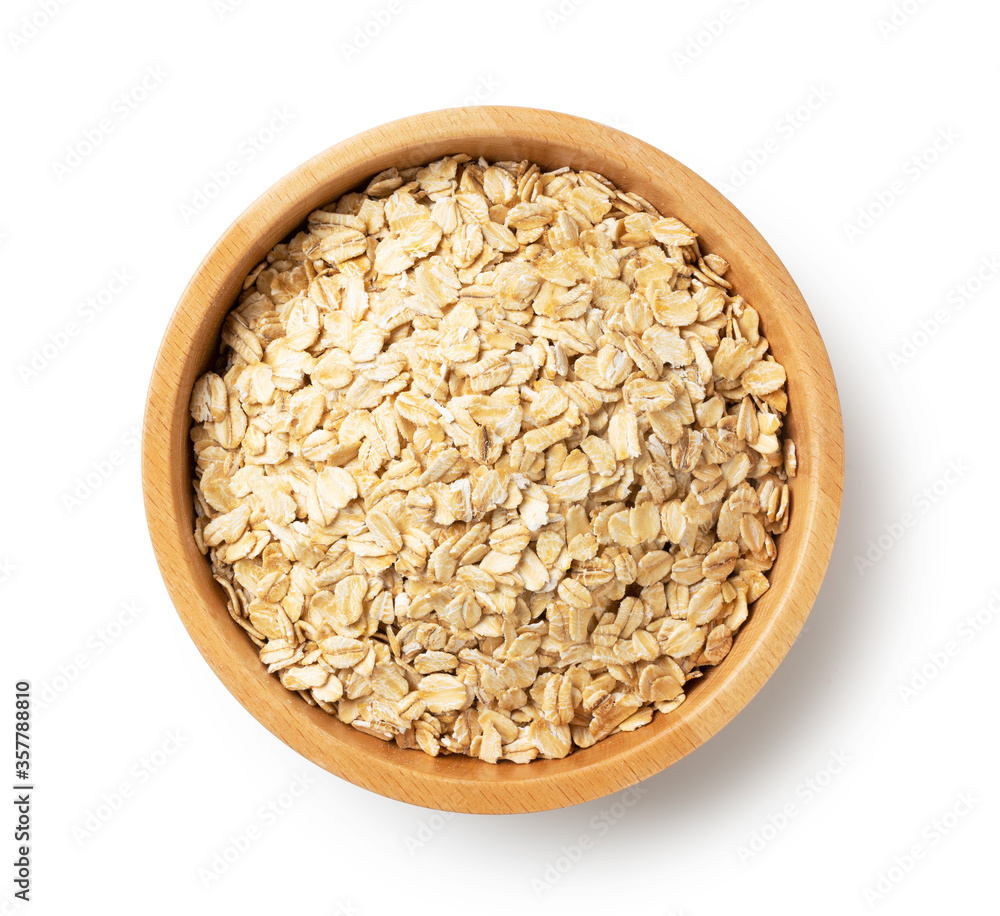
[190,154,794,763]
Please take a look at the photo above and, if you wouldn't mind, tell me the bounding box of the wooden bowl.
[143,107,844,814]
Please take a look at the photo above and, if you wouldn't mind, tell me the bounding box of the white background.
[3,0,996,913]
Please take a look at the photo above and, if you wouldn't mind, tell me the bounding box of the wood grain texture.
[142,107,844,814]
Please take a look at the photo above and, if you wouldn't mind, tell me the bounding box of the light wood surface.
[142,107,844,814]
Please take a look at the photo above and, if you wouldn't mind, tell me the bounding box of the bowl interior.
[143,107,843,813]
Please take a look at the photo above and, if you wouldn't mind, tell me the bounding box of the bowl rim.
[142,105,844,814]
